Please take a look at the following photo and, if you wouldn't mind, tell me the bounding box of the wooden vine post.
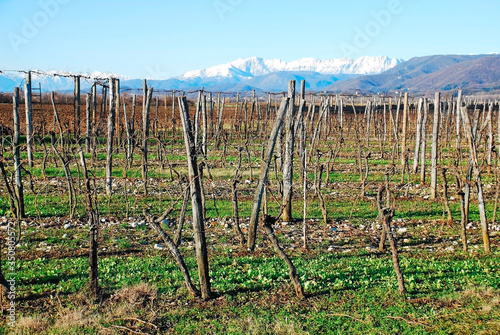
[282,80,296,223]
[25,71,34,168]
[142,83,153,193]
[420,98,429,183]
[296,81,306,181]
[302,147,308,250]
[85,93,92,152]
[202,93,208,158]
[74,75,81,139]
[178,96,212,300]
[455,90,463,161]
[412,98,424,173]
[115,79,121,150]
[460,106,491,253]
[497,97,500,162]
[400,93,409,175]
[102,85,108,119]
[127,94,137,166]
[13,87,25,218]
[247,97,289,251]
[430,92,440,199]
[90,84,98,161]
[78,145,99,298]
[171,90,176,140]
[105,78,116,196]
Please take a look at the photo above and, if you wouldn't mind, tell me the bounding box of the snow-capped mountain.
[2,54,499,94]
[180,56,402,80]
[0,56,402,93]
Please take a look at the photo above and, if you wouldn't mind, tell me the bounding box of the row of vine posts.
[0,71,498,300]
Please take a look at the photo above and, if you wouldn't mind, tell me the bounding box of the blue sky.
[1,0,499,79]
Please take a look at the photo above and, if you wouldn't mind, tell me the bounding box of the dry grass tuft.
[52,308,97,331]
[481,294,500,314]
[462,287,496,300]
[102,283,158,322]
[110,283,157,307]
[229,316,307,335]
[14,316,49,333]
[244,315,263,335]
[273,319,308,335]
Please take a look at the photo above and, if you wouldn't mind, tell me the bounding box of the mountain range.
[1,54,499,94]
[326,54,500,94]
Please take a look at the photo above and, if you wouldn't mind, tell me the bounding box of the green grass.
[8,248,500,334]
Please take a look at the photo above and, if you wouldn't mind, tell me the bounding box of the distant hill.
[325,54,500,94]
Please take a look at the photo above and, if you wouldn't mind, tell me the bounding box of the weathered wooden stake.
[412,98,424,173]
[420,98,429,183]
[171,90,176,140]
[487,102,493,167]
[458,190,468,252]
[129,94,137,166]
[178,96,212,299]
[115,79,121,150]
[25,71,34,168]
[13,87,25,218]
[282,81,296,223]
[430,93,440,199]
[85,93,91,152]
[202,94,208,158]
[105,78,116,196]
[460,106,491,253]
[74,75,81,139]
[91,84,97,158]
[247,97,289,251]
[455,90,463,160]
[400,93,409,170]
[78,145,99,298]
[142,85,153,190]
[302,147,308,250]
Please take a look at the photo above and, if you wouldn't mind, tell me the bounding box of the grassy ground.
[1,212,499,334]
[0,109,499,333]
